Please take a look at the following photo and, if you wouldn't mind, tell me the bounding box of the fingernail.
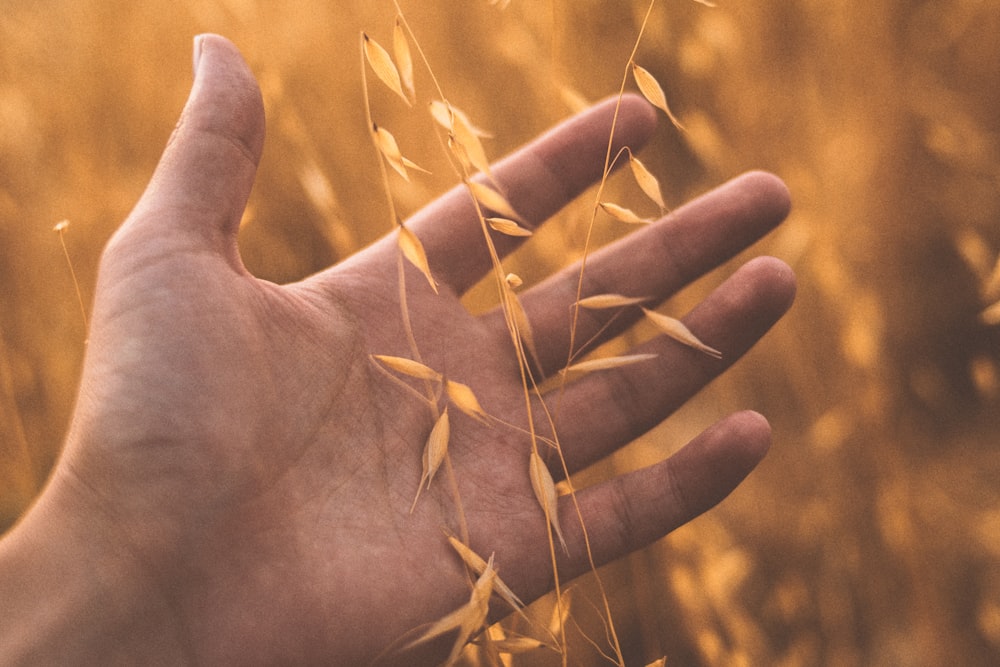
[193,34,206,77]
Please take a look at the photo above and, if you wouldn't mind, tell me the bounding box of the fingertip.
[735,170,792,225]
[613,92,659,147]
[742,255,798,315]
[669,411,772,516]
[187,34,266,161]
[122,34,264,264]
[729,409,773,465]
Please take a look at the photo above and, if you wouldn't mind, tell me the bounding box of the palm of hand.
[51,36,794,666]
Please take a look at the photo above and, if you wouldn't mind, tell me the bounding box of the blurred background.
[2,0,999,664]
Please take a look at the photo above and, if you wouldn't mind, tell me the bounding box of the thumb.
[121,34,265,264]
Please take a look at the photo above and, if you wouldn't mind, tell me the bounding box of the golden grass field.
[3,0,1000,664]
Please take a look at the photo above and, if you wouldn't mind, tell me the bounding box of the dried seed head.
[577,293,650,309]
[362,32,410,106]
[446,380,490,422]
[398,225,438,293]
[447,535,524,610]
[642,308,723,359]
[468,181,522,222]
[487,217,533,237]
[564,353,658,376]
[529,450,568,553]
[411,408,450,512]
[371,354,442,382]
[392,17,415,101]
[632,62,684,130]
[628,152,666,211]
[599,201,653,224]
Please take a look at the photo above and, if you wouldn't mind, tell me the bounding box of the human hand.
[0,35,794,665]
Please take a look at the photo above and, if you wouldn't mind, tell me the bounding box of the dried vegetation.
[2,0,1000,664]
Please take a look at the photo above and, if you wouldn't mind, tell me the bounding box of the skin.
[0,35,795,665]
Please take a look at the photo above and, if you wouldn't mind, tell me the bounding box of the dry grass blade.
[691,0,717,6]
[362,32,410,106]
[393,17,415,102]
[53,219,89,334]
[446,380,490,422]
[628,152,666,210]
[468,182,521,221]
[398,224,438,293]
[372,354,443,382]
[411,408,450,511]
[447,535,525,610]
[487,217,533,237]
[577,293,650,309]
[599,201,653,224]
[407,555,498,666]
[564,353,657,376]
[642,308,723,359]
[631,62,684,130]
[530,450,568,553]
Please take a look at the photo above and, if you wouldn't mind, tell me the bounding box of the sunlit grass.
[3,0,1000,664]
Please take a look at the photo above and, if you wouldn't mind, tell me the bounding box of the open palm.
[33,36,795,665]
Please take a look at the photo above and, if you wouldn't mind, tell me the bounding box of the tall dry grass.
[2,0,1000,664]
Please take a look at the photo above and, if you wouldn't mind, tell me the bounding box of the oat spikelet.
[467,181,521,222]
[487,217,533,237]
[645,659,667,667]
[632,62,684,130]
[505,273,523,288]
[408,555,498,666]
[451,111,493,179]
[547,586,572,637]
[529,450,568,553]
[643,308,723,359]
[475,627,554,656]
[371,354,442,382]
[484,634,549,654]
[447,536,524,611]
[502,281,540,371]
[577,293,650,309]
[372,123,410,181]
[393,17,415,102]
[362,32,410,106]
[411,408,450,510]
[628,152,666,210]
[430,100,493,138]
[599,201,653,224]
[398,224,438,293]
[446,380,490,422]
[564,353,657,375]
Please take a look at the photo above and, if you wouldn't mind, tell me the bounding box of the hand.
[0,35,794,665]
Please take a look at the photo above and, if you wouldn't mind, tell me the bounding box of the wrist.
[0,472,187,665]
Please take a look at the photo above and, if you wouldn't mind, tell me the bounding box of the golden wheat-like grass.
[7,0,1000,664]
